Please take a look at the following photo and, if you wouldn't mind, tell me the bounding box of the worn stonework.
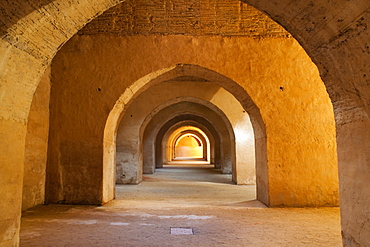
[0,0,369,246]
[48,34,338,210]
[22,66,51,211]
[79,0,290,37]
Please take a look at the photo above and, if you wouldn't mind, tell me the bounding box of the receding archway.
[149,119,217,170]
[106,64,266,202]
[171,129,209,162]
[3,1,357,244]
[117,98,238,183]
[139,95,245,175]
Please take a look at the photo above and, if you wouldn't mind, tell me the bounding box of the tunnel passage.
[113,68,257,186]
[117,100,238,184]
[0,0,365,245]
[171,128,209,162]
[151,119,217,169]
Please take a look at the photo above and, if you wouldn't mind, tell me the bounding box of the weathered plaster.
[0,0,368,245]
[49,34,338,209]
[22,66,51,211]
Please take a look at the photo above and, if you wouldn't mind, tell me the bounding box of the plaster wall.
[0,0,368,246]
[49,34,338,208]
[22,66,51,211]
[209,87,255,184]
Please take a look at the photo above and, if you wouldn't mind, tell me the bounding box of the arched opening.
[110,67,258,191]
[170,128,209,162]
[4,0,366,245]
[144,118,217,173]
[139,97,240,173]
[28,0,337,212]
[39,0,337,239]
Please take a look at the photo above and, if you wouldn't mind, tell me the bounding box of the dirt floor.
[20,163,342,246]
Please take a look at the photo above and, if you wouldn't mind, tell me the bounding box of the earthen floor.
[20,163,342,246]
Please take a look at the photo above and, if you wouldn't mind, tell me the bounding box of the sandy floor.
[20,163,342,246]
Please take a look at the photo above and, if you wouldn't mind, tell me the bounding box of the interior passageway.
[116,162,256,205]
[20,164,341,246]
[1,0,369,245]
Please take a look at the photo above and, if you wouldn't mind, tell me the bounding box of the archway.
[143,119,216,173]
[171,129,209,162]
[116,97,241,183]
[2,1,363,245]
[151,119,217,169]
[44,4,337,239]
[107,65,263,197]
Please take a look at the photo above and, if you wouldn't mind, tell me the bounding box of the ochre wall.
[0,1,369,246]
[48,34,338,207]
[22,66,51,211]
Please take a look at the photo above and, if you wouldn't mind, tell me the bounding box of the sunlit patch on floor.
[110,222,130,226]
[159,215,212,220]
[170,227,194,235]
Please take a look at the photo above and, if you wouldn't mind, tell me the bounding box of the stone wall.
[0,0,368,246]
[79,0,289,37]
[22,66,51,211]
[48,34,338,208]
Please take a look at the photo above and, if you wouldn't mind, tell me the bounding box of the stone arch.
[140,95,246,173]
[161,115,224,167]
[1,1,369,245]
[171,129,209,161]
[105,64,265,201]
[150,120,216,170]
[117,98,235,184]
[141,100,236,176]
[45,14,339,239]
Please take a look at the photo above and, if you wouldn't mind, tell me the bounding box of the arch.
[156,108,233,171]
[38,0,335,230]
[157,114,224,169]
[106,64,265,198]
[174,133,202,149]
[1,1,367,245]
[138,100,236,181]
[173,134,204,160]
[171,129,209,161]
[140,96,242,173]
[162,122,210,164]
[146,120,216,171]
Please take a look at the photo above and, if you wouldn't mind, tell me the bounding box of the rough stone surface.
[0,0,369,246]
[48,34,338,209]
[20,165,342,247]
[79,0,290,37]
[22,66,51,211]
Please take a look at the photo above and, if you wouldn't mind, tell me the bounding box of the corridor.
[20,164,341,246]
